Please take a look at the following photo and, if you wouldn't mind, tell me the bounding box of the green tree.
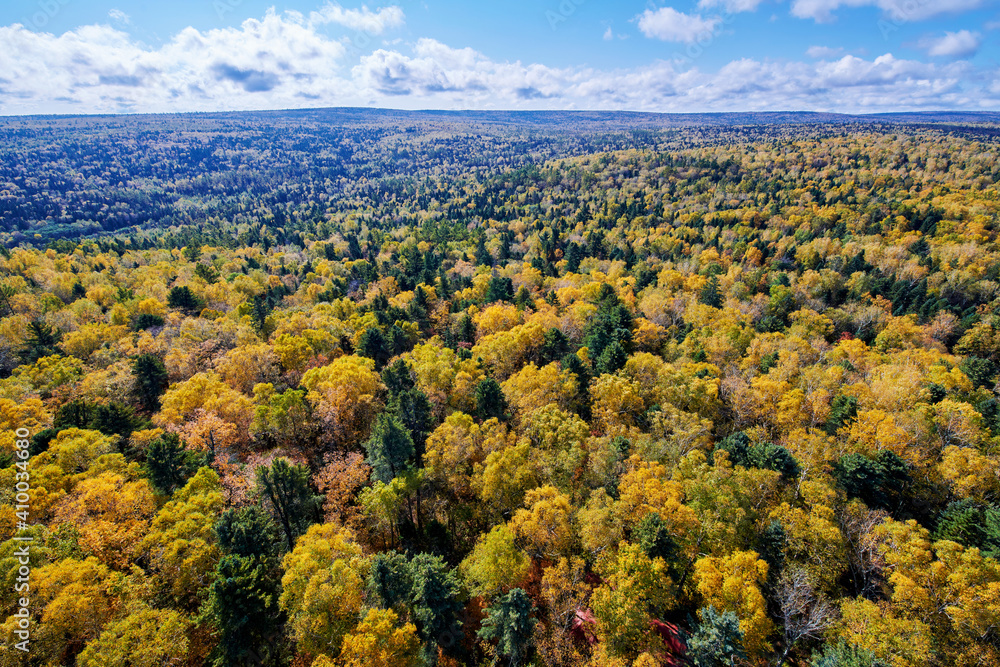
[833,450,909,511]
[486,276,515,303]
[540,328,569,365]
[359,326,393,370]
[700,274,722,308]
[214,504,279,559]
[144,433,203,495]
[456,312,476,345]
[133,353,168,412]
[409,553,464,662]
[478,588,536,667]
[809,641,889,667]
[475,378,508,421]
[167,285,201,311]
[133,312,165,331]
[194,263,220,284]
[933,500,1000,559]
[21,320,62,362]
[206,554,281,667]
[92,401,145,440]
[389,388,434,463]
[826,395,859,434]
[687,605,747,667]
[960,356,997,390]
[256,459,323,552]
[583,287,633,361]
[382,359,417,395]
[633,512,679,565]
[54,399,94,429]
[368,551,414,612]
[364,412,417,484]
[596,340,628,375]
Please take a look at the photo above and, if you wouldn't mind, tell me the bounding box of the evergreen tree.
[809,641,889,667]
[382,359,417,396]
[595,340,628,375]
[687,606,746,667]
[359,326,392,370]
[486,276,515,303]
[206,554,282,667]
[144,433,203,495]
[833,450,909,511]
[214,505,279,560]
[21,320,62,362]
[475,378,508,421]
[933,500,1000,559]
[367,551,414,612]
[256,459,323,553]
[363,412,417,483]
[167,285,201,312]
[132,353,168,412]
[700,274,723,308]
[478,588,536,667]
[409,553,464,663]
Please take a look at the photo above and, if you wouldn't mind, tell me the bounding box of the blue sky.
[0,0,997,114]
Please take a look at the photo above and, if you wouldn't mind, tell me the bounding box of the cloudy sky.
[0,0,997,115]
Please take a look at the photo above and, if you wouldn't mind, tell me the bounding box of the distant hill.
[2,107,999,133]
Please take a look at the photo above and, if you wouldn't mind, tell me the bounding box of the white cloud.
[698,0,767,13]
[0,11,347,114]
[603,26,613,41]
[108,9,130,25]
[918,30,981,58]
[0,12,995,115]
[807,45,844,58]
[637,7,721,44]
[308,4,404,34]
[791,0,985,23]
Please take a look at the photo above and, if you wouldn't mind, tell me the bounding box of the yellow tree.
[692,550,774,657]
[510,485,575,559]
[524,404,589,492]
[834,598,934,667]
[75,607,191,667]
[301,355,384,449]
[279,523,369,658]
[337,608,422,667]
[616,457,698,552]
[876,519,1000,664]
[156,371,253,435]
[3,557,125,666]
[536,556,591,667]
[591,543,675,660]
[460,524,532,599]
[591,374,644,435]
[472,322,546,380]
[402,340,483,414]
[501,363,579,419]
[53,465,156,569]
[938,445,1000,501]
[477,440,539,520]
[141,467,225,605]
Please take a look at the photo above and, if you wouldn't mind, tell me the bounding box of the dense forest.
[2,110,1000,667]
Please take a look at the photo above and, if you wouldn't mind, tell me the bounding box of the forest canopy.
[2,110,1000,666]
